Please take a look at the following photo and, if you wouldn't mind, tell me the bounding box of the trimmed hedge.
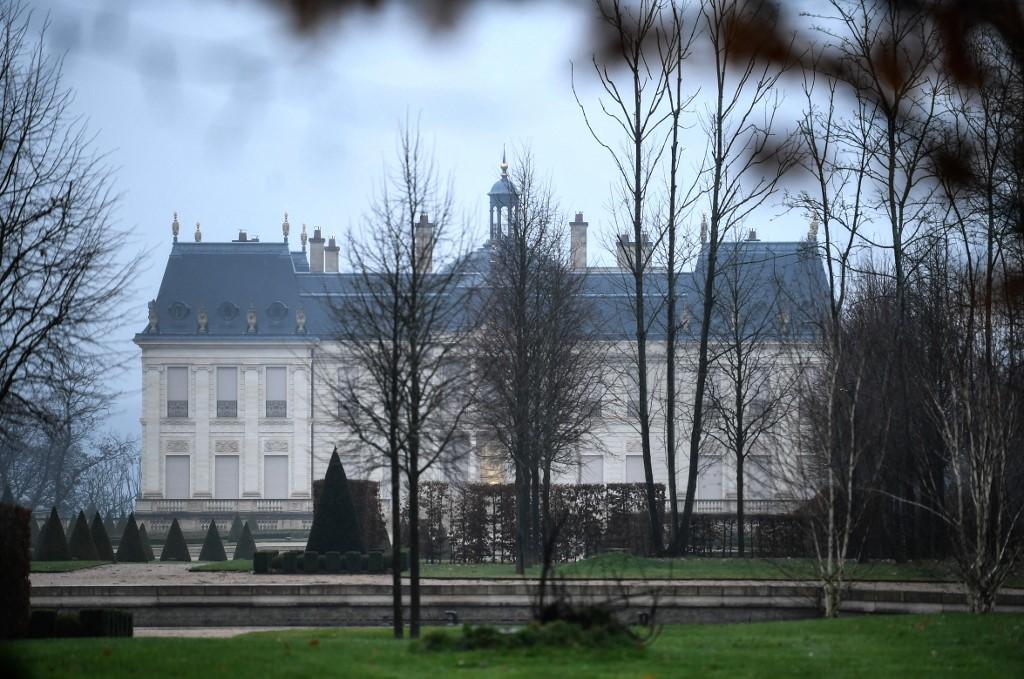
[0,503,31,639]
[253,549,278,574]
[306,448,364,555]
[302,551,319,573]
[367,550,384,574]
[116,514,148,563]
[29,609,132,638]
[253,548,405,575]
[138,523,155,562]
[68,510,99,561]
[35,507,70,561]
[160,518,191,562]
[90,512,115,562]
[233,521,257,560]
[199,521,227,562]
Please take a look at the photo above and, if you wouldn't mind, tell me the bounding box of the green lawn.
[189,553,981,583]
[189,559,252,572]
[3,615,1022,678]
[30,561,110,573]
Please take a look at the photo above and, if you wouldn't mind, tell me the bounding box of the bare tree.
[474,150,606,572]
[324,121,475,638]
[574,0,673,554]
[677,0,798,553]
[0,4,139,423]
[704,242,799,556]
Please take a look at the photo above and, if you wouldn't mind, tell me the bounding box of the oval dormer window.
[266,301,289,324]
[168,301,190,320]
[218,301,239,321]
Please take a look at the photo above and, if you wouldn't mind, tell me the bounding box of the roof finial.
[300,223,308,253]
[194,221,202,242]
[172,212,180,243]
[700,212,708,244]
[499,145,508,177]
[283,211,290,243]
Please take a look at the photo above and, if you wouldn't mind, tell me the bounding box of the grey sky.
[32,0,819,440]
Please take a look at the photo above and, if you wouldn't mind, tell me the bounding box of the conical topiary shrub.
[116,514,147,562]
[160,518,191,562]
[138,523,155,561]
[306,448,364,555]
[198,520,227,561]
[35,507,70,561]
[90,512,115,561]
[233,521,256,560]
[228,514,244,542]
[68,511,99,560]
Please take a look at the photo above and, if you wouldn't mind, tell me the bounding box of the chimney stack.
[747,228,759,242]
[309,227,325,272]
[615,232,652,270]
[324,235,340,273]
[570,212,588,270]
[415,213,434,274]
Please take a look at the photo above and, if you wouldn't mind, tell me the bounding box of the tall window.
[167,367,188,418]
[266,367,287,418]
[580,455,604,484]
[215,455,239,499]
[264,455,288,497]
[698,457,723,500]
[625,454,645,483]
[165,455,190,498]
[216,367,238,418]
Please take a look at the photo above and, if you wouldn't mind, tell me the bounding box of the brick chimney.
[324,235,340,273]
[309,227,325,272]
[570,212,588,270]
[415,213,434,274]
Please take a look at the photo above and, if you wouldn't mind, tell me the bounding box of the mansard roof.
[135,237,828,345]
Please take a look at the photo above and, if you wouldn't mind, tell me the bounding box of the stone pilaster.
[141,365,163,498]
[242,367,260,496]
[193,367,211,497]
[291,366,311,497]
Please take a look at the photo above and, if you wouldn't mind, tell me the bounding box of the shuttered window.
[266,367,287,418]
[167,367,188,418]
[215,455,239,499]
[625,455,645,483]
[580,455,604,484]
[166,455,190,498]
[264,455,288,497]
[217,367,237,417]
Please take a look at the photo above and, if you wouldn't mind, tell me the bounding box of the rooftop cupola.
[488,148,518,240]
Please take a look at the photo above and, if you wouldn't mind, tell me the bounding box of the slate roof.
[135,238,828,345]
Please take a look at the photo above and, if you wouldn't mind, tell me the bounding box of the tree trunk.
[736,456,745,557]
[515,462,530,574]
[530,465,541,562]
[408,470,421,638]
[390,456,403,638]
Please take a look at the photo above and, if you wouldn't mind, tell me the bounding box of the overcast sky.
[32,0,820,441]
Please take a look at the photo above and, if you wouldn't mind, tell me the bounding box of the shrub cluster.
[29,609,133,638]
[0,502,31,639]
[253,548,399,575]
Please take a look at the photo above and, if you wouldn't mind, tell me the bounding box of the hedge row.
[404,482,666,563]
[29,609,133,638]
[253,549,405,575]
[403,482,812,561]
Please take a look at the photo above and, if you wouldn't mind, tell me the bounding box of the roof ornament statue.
[197,305,208,334]
[194,222,202,242]
[282,211,290,243]
[808,213,819,242]
[295,304,306,334]
[700,212,708,244]
[246,303,257,334]
[147,300,159,334]
[172,212,180,243]
[300,223,308,253]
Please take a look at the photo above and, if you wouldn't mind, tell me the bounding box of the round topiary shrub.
[160,519,191,562]
[198,521,227,562]
[68,511,99,561]
[35,507,70,562]
[115,514,148,563]
[233,522,256,560]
